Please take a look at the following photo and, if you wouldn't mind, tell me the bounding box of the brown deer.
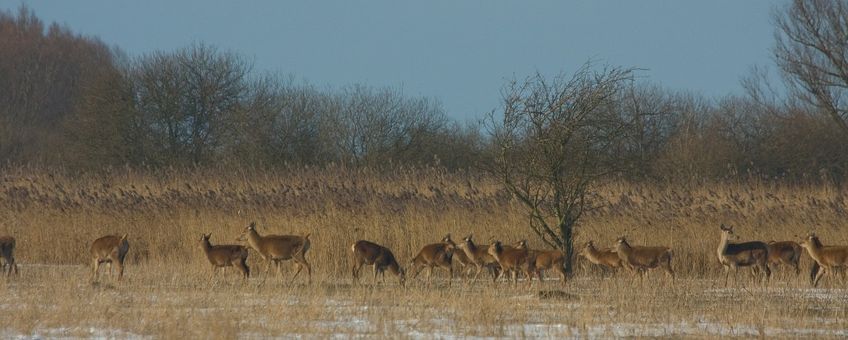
[614,236,674,279]
[90,234,129,282]
[716,224,770,285]
[410,234,457,285]
[800,233,848,287]
[451,246,475,278]
[351,240,404,285]
[521,241,566,284]
[200,233,250,279]
[0,236,18,276]
[579,240,623,271]
[238,222,312,283]
[766,240,802,275]
[487,240,537,287]
[457,234,500,282]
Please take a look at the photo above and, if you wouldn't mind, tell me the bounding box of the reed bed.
[0,167,847,338]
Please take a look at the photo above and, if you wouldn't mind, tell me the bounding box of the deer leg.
[723,266,730,287]
[814,267,827,287]
[116,260,124,281]
[472,265,483,283]
[410,264,423,279]
[291,262,304,282]
[92,259,100,282]
[372,264,379,283]
[352,261,363,282]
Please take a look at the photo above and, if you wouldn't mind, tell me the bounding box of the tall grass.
[1,166,847,337]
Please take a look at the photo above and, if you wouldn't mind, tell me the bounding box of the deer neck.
[201,239,212,253]
[717,232,730,258]
[246,229,263,249]
[465,241,479,255]
[803,242,823,263]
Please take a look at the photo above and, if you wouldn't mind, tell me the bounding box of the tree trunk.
[559,220,575,276]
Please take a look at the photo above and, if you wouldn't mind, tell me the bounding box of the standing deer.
[410,234,457,285]
[766,240,802,275]
[351,240,404,285]
[800,233,848,287]
[457,234,500,282]
[238,222,312,283]
[488,240,537,287]
[90,234,129,282]
[579,240,623,272]
[0,236,18,276]
[200,233,250,279]
[716,224,770,285]
[614,236,674,279]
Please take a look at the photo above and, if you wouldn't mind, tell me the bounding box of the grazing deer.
[766,240,802,275]
[522,242,566,284]
[0,236,18,276]
[238,222,312,283]
[487,240,537,287]
[351,240,404,285]
[716,224,770,285]
[90,234,129,282]
[579,240,623,272]
[799,233,848,287]
[614,236,674,279]
[410,234,457,285]
[200,233,250,279]
[457,234,501,282]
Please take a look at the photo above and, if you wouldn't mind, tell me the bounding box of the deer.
[716,224,770,286]
[200,233,250,279]
[351,240,405,285]
[90,234,129,282]
[456,234,501,282]
[614,236,674,279]
[410,234,457,285]
[451,246,475,278]
[238,222,311,283]
[487,240,537,287]
[0,236,18,276]
[515,240,566,284]
[799,233,848,287]
[766,240,802,275]
[578,240,623,272]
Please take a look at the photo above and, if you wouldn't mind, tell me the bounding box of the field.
[1,167,847,338]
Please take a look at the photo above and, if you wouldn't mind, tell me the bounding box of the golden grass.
[1,167,847,337]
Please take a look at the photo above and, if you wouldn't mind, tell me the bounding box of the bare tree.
[486,63,636,274]
[774,0,848,135]
[130,44,251,165]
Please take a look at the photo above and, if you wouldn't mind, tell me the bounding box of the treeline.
[1,6,847,182]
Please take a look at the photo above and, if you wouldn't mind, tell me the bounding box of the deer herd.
[0,223,846,288]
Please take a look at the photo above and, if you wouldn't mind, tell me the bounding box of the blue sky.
[4,0,779,121]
